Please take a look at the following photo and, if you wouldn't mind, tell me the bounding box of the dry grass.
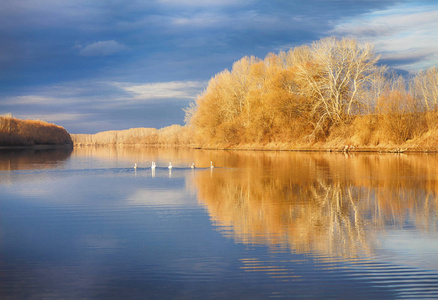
[0,115,72,147]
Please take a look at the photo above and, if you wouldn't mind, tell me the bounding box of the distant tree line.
[0,115,73,147]
[184,37,438,149]
[71,125,192,146]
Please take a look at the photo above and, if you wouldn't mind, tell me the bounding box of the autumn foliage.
[185,37,438,150]
[0,115,73,147]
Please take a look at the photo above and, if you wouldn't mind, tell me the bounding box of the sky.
[1,0,438,134]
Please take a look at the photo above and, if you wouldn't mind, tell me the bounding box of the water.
[1,147,438,299]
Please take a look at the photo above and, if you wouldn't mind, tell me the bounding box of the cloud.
[79,40,127,56]
[157,0,252,7]
[331,3,438,71]
[171,12,227,27]
[1,80,123,106]
[115,81,206,100]
[1,80,204,111]
[0,79,205,133]
[3,95,59,106]
[17,113,86,123]
[379,51,433,67]
[333,4,438,37]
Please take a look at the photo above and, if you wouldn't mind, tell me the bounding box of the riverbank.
[195,144,430,153]
[188,131,438,152]
[70,119,438,153]
[71,141,436,153]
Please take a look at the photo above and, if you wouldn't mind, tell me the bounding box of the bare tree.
[411,66,438,111]
[295,37,381,126]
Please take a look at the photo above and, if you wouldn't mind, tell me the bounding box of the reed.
[0,115,72,147]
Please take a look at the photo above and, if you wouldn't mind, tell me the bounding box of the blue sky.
[1,0,438,133]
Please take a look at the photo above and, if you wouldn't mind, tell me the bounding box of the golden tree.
[295,37,381,130]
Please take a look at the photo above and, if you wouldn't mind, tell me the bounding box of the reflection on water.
[192,152,438,298]
[1,147,438,299]
[193,152,438,261]
[0,147,72,170]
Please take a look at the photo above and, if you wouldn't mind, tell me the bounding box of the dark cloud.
[380,53,434,68]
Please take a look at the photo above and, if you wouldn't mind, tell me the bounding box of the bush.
[0,116,72,146]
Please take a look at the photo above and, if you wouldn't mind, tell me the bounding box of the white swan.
[151,161,156,169]
[191,162,195,169]
[210,161,214,169]
[168,162,173,169]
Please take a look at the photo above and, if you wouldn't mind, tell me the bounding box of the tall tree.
[295,37,381,126]
[411,67,438,111]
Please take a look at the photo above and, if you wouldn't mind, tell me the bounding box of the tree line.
[184,37,438,149]
[71,125,192,146]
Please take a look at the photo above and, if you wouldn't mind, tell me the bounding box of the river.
[0,147,437,299]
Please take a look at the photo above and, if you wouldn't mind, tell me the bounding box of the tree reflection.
[193,152,438,259]
[0,147,73,170]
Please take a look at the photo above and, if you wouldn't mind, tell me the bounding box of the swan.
[191,162,195,169]
[134,163,138,169]
[151,161,156,169]
[210,161,214,169]
[168,162,173,169]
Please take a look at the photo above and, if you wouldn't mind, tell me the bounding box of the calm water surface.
[0,147,437,299]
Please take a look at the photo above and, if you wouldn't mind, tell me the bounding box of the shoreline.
[71,143,437,153]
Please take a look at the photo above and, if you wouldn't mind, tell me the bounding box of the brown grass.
[0,116,73,147]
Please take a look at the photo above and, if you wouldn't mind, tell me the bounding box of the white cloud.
[157,0,251,7]
[115,80,206,100]
[1,81,115,106]
[169,10,275,31]
[171,12,226,27]
[2,80,204,112]
[331,3,438,71]
[0,80,204,133]
[17,113,86,123]
[4,95,58,105]
[333,6,438,37]
[79,40,127,56]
